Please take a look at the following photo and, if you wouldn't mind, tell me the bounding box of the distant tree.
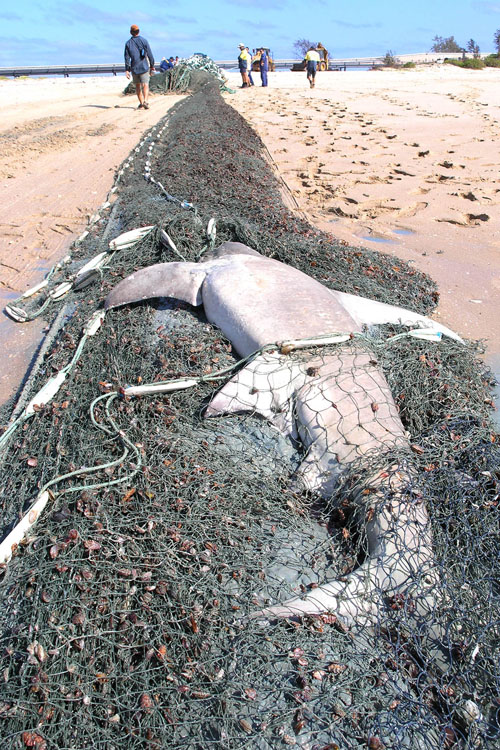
[494,28,500,54]
[382,50,397,67]
[431,35,462,53]
[467,39,480,58]
[293,38,315,57]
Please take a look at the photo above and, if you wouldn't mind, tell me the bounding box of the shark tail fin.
[105,262,206,310]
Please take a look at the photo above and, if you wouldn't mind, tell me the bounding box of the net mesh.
[0,75,499,750]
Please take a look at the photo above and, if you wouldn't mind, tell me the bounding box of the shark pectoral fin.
[205,353,303,437]
[332,290,463,343]
[105,262,207,310]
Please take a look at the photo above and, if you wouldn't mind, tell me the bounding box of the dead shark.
[105,241,461,624]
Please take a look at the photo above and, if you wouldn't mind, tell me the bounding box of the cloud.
[472,1,500,12]
[0,35,107,66]
[45,2,157,27]
[0,11,22,20]
[225,0,290,8]
[238,19,278,31]
[168,15,196,24]
[332,19,383,30]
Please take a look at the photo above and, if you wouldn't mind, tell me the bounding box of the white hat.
[238,43,245,48]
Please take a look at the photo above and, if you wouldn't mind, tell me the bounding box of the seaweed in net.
[0,75,499,749]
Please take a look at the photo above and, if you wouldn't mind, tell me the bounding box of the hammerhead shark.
[105,241,461,624]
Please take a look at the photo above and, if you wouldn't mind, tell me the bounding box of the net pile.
[123,54,232,96]
[0,76,499,749]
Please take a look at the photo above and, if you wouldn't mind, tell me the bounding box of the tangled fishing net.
[0,72,499,750]
[123,54,232,96]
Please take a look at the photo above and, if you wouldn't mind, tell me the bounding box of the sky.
[1,0,500,67]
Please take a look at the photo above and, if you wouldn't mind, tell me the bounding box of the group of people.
[124,24,320,111]
[237,43,268,88]
[237,43,322,89]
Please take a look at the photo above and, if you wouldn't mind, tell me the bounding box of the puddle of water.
[34,262,51,274]
[359,235,396,245]
[393,228,415,236]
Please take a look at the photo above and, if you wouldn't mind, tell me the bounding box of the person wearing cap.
[124,24,155,109]
[237,43,250,88]
[305,46,320,88]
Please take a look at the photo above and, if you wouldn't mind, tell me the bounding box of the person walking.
[305,46,320,88]
[124,24,155,109]
[238,43,250,87]
[259,48,269,87]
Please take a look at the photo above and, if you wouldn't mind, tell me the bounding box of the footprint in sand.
[436,213,490,227]
[397,202,428,218]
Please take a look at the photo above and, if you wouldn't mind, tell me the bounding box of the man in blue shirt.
[259,48,269,87]
[124,24,155,109]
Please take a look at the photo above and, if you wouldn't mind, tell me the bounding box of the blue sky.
[2,1,500,66]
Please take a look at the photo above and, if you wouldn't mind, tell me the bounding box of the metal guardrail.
[0,63,126,77]
[1,53,492,78]
[214,58,384,70]
[0,59,382,77]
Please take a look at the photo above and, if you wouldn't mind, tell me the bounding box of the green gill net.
[0,73,499,749]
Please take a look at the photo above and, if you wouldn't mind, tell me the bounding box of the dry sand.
[1,66,499,408]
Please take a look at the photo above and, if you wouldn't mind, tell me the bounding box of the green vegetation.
[402,61,416,68]
[484,54,500,67]
[467,38,481,57]
[445,57,485,69]
[494,28,500,54]
[431,35,462,52]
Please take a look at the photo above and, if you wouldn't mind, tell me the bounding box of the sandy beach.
[1,66,499,406]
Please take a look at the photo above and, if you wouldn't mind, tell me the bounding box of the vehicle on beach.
[251,47,275,72]
[292,42,329,71]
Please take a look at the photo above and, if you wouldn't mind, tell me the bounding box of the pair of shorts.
[307,61,317,77]
[132,71,150,84]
